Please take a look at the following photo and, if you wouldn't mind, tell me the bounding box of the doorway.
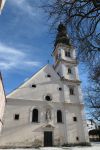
[44,131,53,146]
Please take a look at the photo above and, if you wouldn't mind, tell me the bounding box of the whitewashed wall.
[0,76,5,133]
[0,65,89,146]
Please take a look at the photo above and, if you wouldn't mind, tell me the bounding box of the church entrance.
[44,131,53,147]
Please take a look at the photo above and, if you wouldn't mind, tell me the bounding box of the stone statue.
[46,109,51,122]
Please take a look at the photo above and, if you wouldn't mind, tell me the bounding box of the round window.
[45,95,52,101]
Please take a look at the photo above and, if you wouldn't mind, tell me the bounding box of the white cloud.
[24,61,41,67]
[0,43,41,71]
[9,0,37,16]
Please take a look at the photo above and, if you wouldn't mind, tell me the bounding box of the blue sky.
[0,0,88,95]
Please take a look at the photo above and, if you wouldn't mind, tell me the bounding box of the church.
[0,24,89,147]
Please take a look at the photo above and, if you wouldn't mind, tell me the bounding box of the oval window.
[32,84,36,88]
[47,74,51,78]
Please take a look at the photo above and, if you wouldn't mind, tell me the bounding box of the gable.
[7,64,62,101]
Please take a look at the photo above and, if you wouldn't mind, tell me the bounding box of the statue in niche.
[46,109,51,122]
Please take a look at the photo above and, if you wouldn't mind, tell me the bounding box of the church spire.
[54,23,71,47]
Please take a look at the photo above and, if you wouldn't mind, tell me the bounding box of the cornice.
[6,98,84,107]
[54,59,78,69]
[52,43,73,55]
[61,78,81,85]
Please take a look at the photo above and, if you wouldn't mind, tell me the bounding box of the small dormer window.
[65,51,71,57]
[68,68,72,74]
[47,74,51,78]
[32,84,36,88]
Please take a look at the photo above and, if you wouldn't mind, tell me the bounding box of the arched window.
[32,109,38,122]
[57,110,62,123]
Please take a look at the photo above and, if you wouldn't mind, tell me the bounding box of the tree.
[43,0,100,121]
[85,64,100,121]
[43,0,100,64]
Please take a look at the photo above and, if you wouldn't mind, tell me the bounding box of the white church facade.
[0,73,6,133]
[0,24,89,147]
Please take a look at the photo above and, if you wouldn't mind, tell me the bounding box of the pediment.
[7,64,61,100]
[42,123,55,129]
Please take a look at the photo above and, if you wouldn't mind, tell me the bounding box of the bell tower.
[53,23,79,82]
[52,24,89,143]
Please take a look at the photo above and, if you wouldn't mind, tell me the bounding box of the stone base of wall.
[0,142,91,149]
[62,142,91,147]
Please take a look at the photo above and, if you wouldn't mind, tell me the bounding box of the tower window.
[69,87,74,95]
[47,74,51,78]
[65,51,71,57]
[45,95,52,101]
[57,110,62,123]
[32,109,38,123]
[14,114,19,120]
[68,68,72,74]
[73,117,77,122]
[32,84,36,88]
